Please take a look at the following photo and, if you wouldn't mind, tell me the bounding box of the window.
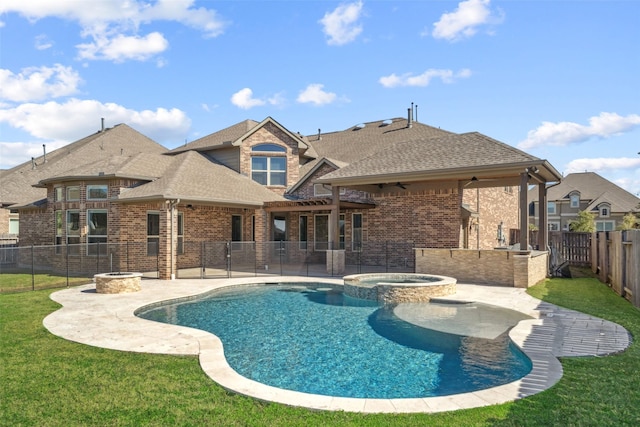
[252,157,286,186]
[87,184,108,200]
[67,210,80,255]
[54,187,63,202]
[177,212,184,255]
[314,214,344,250]
[252,143,286,152]
[529,202,536,216]
[596,221,615,231]
[547,202,556,215]
[313,184,346,197]
[548,221,561,231]
[251,143,287,186]
[147,212,160,256]
[570,194,580,208]
[314,214,329,251]
[231,215,242,250]
[299,215,308,250]
[66,186,80,201]
[9,218,19,234]
[273,215,286,241]
[352,213,363,251]
[87,210,107,255]
[55,211,63,252]
[599,205,610,218]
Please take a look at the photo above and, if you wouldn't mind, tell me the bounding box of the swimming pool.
[138,283,532,398]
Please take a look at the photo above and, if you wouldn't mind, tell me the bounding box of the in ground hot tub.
[94,272,142,294]
[343,273,456,303]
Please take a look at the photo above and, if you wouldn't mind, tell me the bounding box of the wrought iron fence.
[0,240,416,292]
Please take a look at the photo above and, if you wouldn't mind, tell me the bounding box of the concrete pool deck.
[43,276,631,414]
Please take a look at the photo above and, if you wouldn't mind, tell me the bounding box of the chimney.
[101,118,105,132]
[42,144,47,163]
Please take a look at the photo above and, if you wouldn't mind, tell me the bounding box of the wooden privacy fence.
[593,230,640,308]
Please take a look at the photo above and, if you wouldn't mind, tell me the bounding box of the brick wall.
[415,248,548,287]
[239,122,302,196]
[462,186,519,249]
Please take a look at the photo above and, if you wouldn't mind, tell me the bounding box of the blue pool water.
[138,283,532,398]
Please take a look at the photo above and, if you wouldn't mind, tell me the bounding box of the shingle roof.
[117,151,286,207]
[169,116,310,156]
[315,131,550,184]
[36,152,174,185]
[305,117,451,164]
[168,119,259,154]
[0,124,167,206]
[529,172,639,213]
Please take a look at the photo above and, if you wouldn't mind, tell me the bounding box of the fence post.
[201,242,205,279]
[31,244,35,291]
[66,241,70,288]
[226,241,231,278]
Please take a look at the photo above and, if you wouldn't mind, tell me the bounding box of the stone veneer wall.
[415,248,548,288]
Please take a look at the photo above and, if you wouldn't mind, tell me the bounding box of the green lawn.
[0,271,91,293]
[1,277,639,426]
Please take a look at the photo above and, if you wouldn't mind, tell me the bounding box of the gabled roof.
[117,151,286,207]
[289,157,348,194]
[0,124,167,207]
[529,172,639,213]
[169,116,309,155]
[315,131,560,186]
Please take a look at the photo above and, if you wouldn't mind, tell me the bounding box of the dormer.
[597,203,611,218]
[569,191,580,209]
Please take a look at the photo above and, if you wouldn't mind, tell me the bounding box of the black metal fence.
[0,240,415,293]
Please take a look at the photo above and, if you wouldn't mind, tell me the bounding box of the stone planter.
[94,272,142,294]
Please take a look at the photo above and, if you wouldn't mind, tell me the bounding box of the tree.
[569,210,596,232]
[617,212,639,230]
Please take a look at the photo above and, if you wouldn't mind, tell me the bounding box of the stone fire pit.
[94,272,142,294]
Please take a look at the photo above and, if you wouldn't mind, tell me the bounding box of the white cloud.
[296,84,338,106]
[319,1,364,46]
[0,98,190,144]
[430,0,503,42]
[0,64,82,102]
[564,157,640,175]
[76,31,169,62]
[379,68,472,88]
[519,112,640,149]
[34,34,53,50]
[231,88,266,109]
[0,0,228,62]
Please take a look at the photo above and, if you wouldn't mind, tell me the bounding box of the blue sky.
[1,0,639,194]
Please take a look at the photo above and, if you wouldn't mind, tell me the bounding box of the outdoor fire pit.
[94,272,142,294]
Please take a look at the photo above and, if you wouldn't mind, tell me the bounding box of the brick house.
[1,113,561,279]
[528,172,640,232]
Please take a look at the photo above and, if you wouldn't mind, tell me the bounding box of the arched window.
[251,143,286,153]
[251,143,287,186]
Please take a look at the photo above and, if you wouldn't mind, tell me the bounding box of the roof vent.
[380,119,392,127]
[354,123,366,130]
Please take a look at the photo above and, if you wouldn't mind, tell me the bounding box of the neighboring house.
[1,112,562,279]
[528,172,640,232]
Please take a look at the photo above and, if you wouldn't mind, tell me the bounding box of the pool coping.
[43,276,631,414]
